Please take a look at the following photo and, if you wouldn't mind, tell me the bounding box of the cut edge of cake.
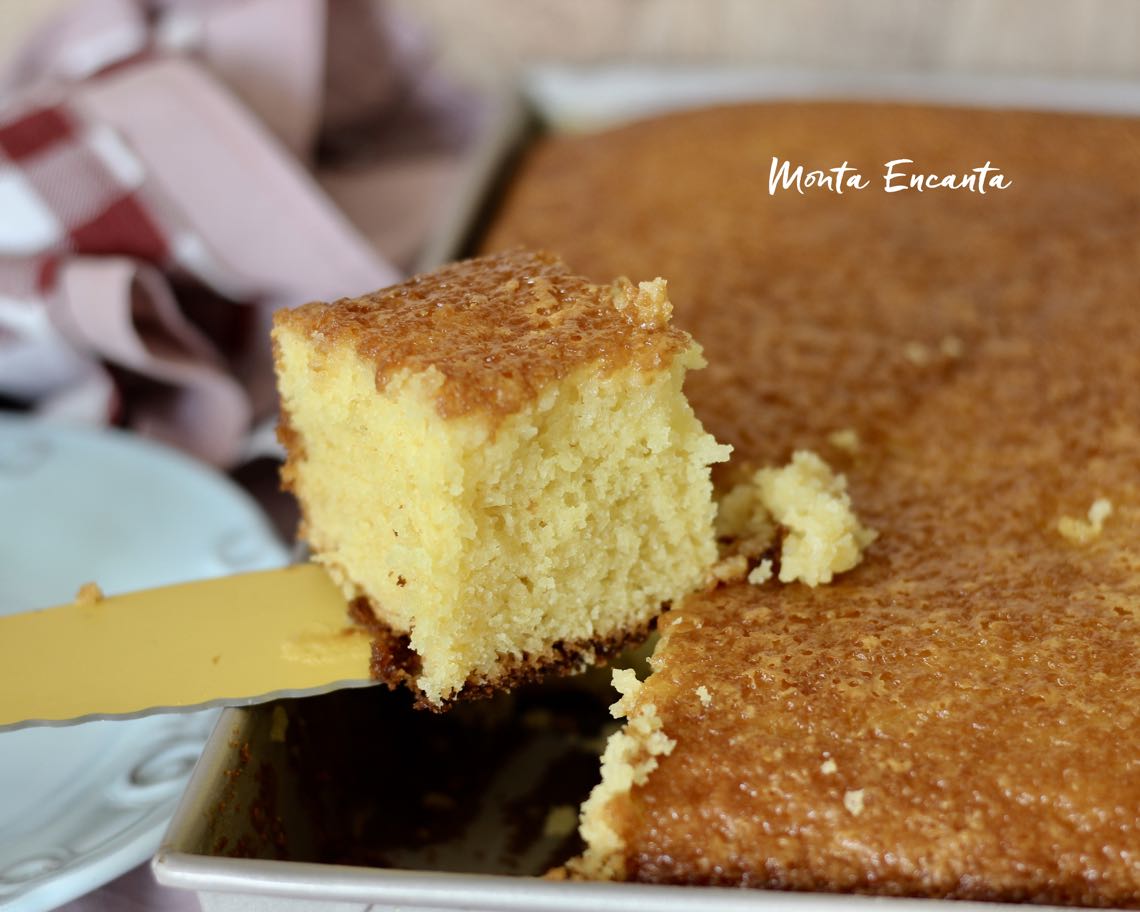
[272,251,731,708]
[571,449,877,880]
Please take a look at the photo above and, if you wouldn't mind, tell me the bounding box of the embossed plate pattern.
[0,416,288,911]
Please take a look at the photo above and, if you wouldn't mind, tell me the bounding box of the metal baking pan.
[153,67,1140,912]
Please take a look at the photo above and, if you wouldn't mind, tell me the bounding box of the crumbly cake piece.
[714,450,876,586]
[272,250,729,707]
[484,104,1140,904]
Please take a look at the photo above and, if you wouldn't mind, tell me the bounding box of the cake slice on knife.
[272,250,729,709]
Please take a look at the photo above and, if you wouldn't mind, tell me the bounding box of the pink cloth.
[0,0,460,466]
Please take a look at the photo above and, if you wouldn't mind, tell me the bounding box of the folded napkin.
[0,0,471,466]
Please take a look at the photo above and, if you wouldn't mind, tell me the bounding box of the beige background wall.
[389,0,1140,86]
[0,0,69,61]
[3,1,1140,87]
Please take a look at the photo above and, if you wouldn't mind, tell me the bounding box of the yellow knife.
[0,563,375,730]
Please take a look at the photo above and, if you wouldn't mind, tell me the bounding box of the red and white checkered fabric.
[0,98,172,430]
[0,0,402,466]
[0,104,166,262]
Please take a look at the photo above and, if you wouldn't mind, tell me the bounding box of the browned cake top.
[274,249,689,419]
[484,102,1140,903]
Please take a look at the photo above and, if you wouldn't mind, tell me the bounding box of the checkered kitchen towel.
[0,0,406,466]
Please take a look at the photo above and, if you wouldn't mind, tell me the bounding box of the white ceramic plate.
[0,416,289,911]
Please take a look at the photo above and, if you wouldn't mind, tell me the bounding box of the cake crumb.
[574,670,677,880]
[827,428,860,454]
[609,668,642,718]
[611,276,672,328]
[903,341,931,365]
[543,804,579,838]
[820,758,839,775]
[708,553,749,584]
[757,451,877,586]
[716,451,875,587]
[844,789,866,816]
[1058,498,1113,545]
[940,334,964,358]
[695,685,712,707]
[75,581,104,606]
[747,559,773,585]
[716,476,776,551]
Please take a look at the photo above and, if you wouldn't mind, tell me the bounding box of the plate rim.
[0,416,289,911]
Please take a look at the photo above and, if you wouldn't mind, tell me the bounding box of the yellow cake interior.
[274,322,729,706]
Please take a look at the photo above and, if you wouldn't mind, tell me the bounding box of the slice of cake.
[272,250,729,708]
[485,103,1140,904]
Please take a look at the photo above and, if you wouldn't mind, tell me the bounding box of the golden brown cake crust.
[626,584,1140,905]
[484,102,1140,904]
[273,249,689,422]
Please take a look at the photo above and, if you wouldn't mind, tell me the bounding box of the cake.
[272,250,729,708]
[483,103,1140,904]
